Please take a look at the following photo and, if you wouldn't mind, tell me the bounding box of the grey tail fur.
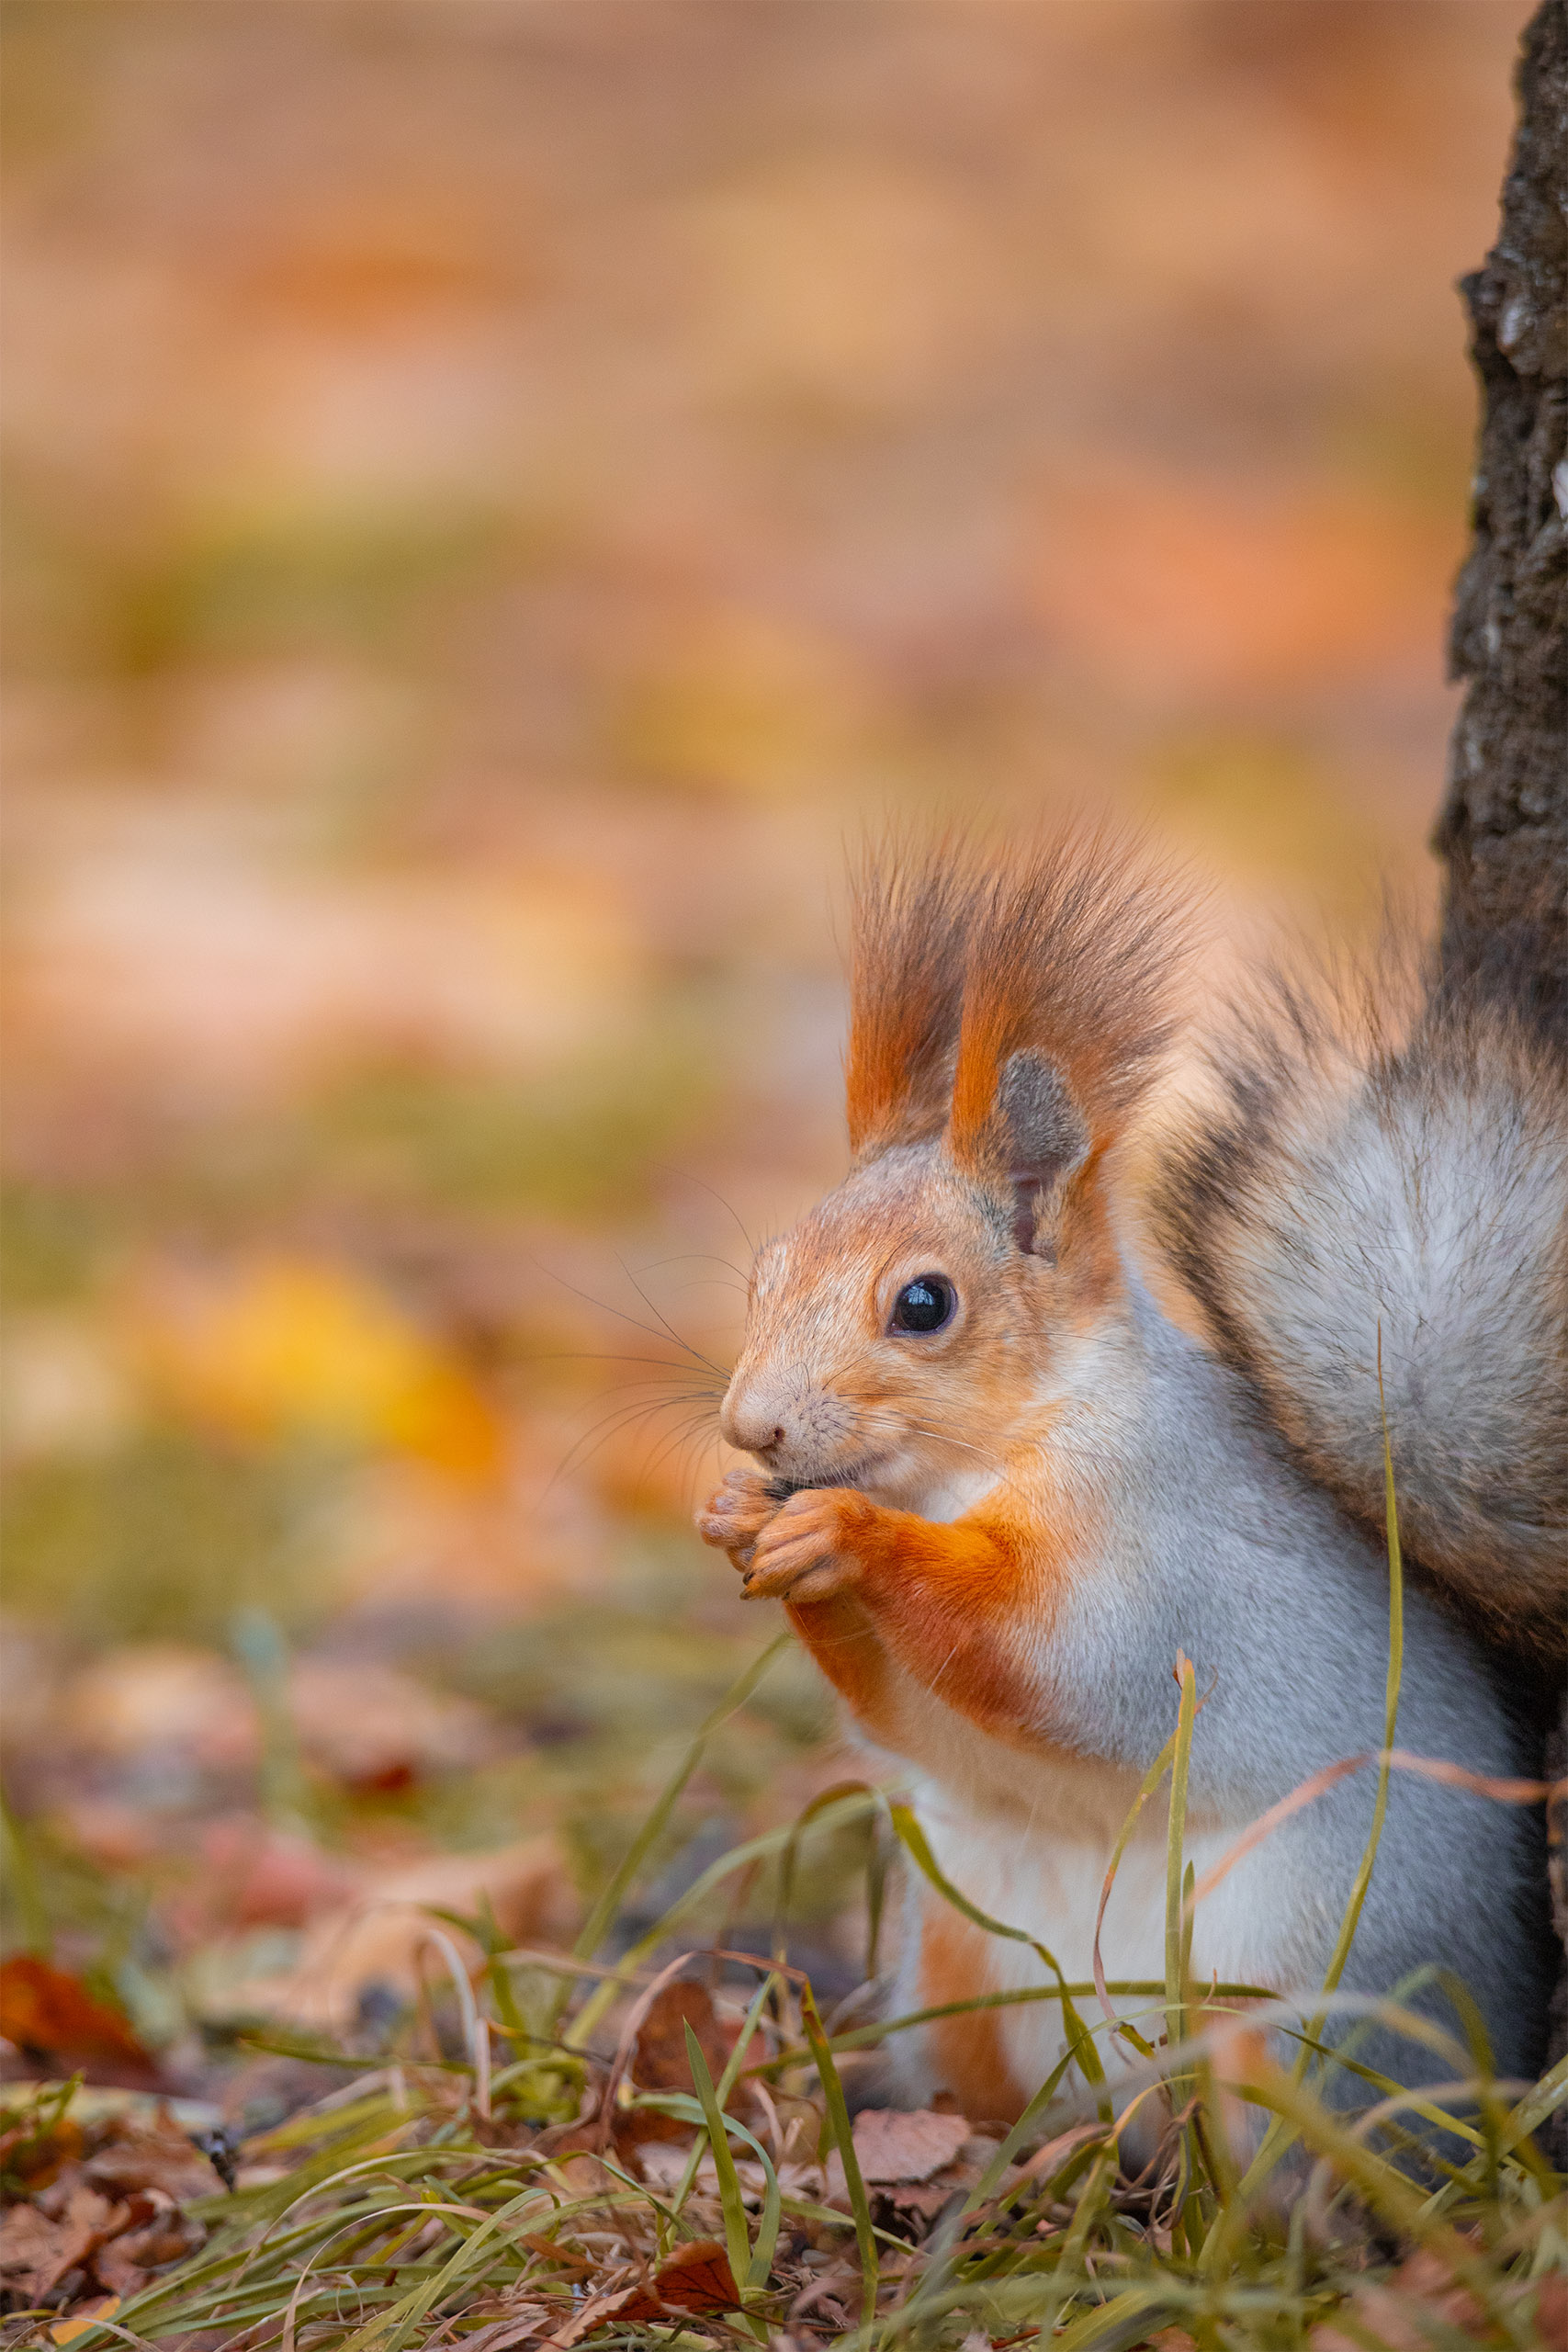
[1153,945,1568,1657]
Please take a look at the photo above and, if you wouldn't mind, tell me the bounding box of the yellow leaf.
[134,1257,504,1482]
[51,2295,119,2346]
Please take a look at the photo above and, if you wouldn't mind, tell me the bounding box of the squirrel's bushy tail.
[1155,951,1568,1655]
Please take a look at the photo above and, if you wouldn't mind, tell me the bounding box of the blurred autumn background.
[0,0,1523,2110]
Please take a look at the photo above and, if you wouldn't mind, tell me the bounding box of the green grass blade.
[801,1982,878,2328]
[1091,1727,1180,2024]
[1165,1655,1198,2060]
[683,2025,770,2340]
[755,1976,1273,2075]
[1495,2045,1568,2159]
[671,1969,778,2220]
[1317,1368,1405,2003]
[572,1630,792,1968]
[959,2046,1082,2215]
[568,1787,876,2051]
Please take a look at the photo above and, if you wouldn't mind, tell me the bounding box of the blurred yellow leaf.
[51,2294,120,2346]
[133,1258,504,1483]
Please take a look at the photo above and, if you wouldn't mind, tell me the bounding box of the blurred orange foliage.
[130,1259,505,1484]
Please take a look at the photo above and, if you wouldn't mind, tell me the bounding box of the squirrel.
[695,838,1565,2129]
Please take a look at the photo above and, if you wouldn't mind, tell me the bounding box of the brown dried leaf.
[0,2183,122,2302]
[0,1960,161,2091]
[84,2118,224,2205]
[93,2188,203,2297]
[620,1976,751,2146]
[877,2179,963,2222]
[254,1835,575,2031]
[630,1978,730,2092]
[541,2277,645,2346]
[651,2234,741,2313]
[541,2235,743,2339]
[847,2107,972,2184]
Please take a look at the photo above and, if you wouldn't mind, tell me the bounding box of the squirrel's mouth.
[762,1447,892,1498]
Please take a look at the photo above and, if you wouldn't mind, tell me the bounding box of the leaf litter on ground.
[1,1627,1564,2350]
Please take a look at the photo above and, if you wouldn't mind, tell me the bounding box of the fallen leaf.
[542,2277,644,2346]
[0,1959,161,2091]
[847,2107,972,2184]
[251,1835,575,2030]
[93,2185,204,2297]
[875,2178,964,2222]
[288,1657,496,1790]
[621,1978,749,2145]
[50,2293,119,2346]
[59,1645,256,1771]
[133,1256,508,1482]
[84,2116,227,2204]
[0,2183,121,2302]
[549,2237,743,2338]
[632,1978,731,2093]
[650,2235,742,2313]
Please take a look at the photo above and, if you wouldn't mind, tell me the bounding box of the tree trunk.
[1438,0,1567,1019]
[1437,0,1567,2156]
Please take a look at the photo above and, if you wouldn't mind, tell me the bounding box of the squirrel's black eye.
[891,1275,955,1334]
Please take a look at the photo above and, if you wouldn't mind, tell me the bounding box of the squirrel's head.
[719,840,1189,1505]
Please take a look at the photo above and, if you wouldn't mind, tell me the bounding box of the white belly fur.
[896,1764,1293,2110]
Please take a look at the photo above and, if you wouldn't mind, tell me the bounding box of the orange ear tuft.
[845,845,975,1157]
[945,842,1190,1183]
[844,834,1192,1178]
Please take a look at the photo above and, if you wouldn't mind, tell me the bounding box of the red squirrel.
[697,841,1563,2126]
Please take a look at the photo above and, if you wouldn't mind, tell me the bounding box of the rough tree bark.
[1436,0,1566,2153]
[1439,0,1567,1016]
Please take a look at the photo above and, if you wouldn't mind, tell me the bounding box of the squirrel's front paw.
[696,1467,784,1570]
[741,1487,873,1603]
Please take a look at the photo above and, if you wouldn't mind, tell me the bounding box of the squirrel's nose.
[720,1388,784,1456]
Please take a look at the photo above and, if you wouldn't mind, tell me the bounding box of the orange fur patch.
[784,1591,901,1746]
[784,1483,1094,1759]
[853,1499,1078,1747]
[917,1895,1024,2123]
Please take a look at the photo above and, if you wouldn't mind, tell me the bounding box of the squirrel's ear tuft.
[845,831,1194,1176]
[845,845,975,1158]
[944,835,1192,1186]
[996,1049,1090,1252]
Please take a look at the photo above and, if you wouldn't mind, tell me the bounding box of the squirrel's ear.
[997,1048,1089,1254]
